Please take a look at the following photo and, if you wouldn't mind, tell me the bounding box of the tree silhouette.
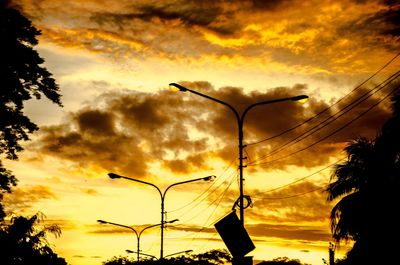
[0,0,62,219]
[103,249,231,265]
[0,212,67,265]
[326,90,400,264]
[257,256,310,265]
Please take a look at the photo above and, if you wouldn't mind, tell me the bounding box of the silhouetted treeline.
[0,1,66,264]
[0,0,62,218]
[103,251,311,265]
[0,213,67,264]
[327,89,400,264]
[103,249,231,265]
[257,257,309,265]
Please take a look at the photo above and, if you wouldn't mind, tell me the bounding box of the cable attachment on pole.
[232,195,253,211]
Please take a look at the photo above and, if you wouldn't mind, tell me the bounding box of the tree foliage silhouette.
[327,90,400,264]
[0,212,67,265]
[103,249,231,265]
[0,0,62,219]
[257,256,310,265]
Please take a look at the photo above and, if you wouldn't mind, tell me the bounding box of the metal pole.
[169,82,308,228]
[137,236,140,261]
[238,120,244,225]
[160,196,165,259]
[108,173,213,260]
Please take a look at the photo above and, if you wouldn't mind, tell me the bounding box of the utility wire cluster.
[247,52,400,167]
[163,52,400,252]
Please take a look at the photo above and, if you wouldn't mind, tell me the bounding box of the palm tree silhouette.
[327,90,400,264]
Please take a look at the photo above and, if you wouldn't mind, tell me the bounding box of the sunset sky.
[3,0,400,264]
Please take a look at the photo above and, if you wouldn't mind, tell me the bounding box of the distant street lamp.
[126,249,157,260]
[169,82,308,226]
[108,173,215,259]
[97,219,178,261]
[126,249,192,260]
[164,249,193,259]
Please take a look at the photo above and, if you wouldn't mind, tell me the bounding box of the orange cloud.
[12,0,400,76]
[3,185,57,214]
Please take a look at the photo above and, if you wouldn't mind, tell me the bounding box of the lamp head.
[97,220,107,224]
[203,175,216,181]
[126,250,134,254]
[185,250,193,254]
[108,173,121,179]
[169,83,188,92]
[169,219,179,223]
[291,95,309,103]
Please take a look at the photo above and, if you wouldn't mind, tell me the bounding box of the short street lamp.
[164,249,193,258]
[126,249,157,260]
[126,249,192,260]
[169,82,308,226]
[108,173,215,259]
[97,219,178,261]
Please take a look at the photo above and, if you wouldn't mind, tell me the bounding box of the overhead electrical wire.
[249,70,400,165]
[251,157,345,196]
[246,51,400,146]
[167,156,237,213]
[166,171,237,245]
[250,82,400,167]
[252,185,327,200]
[173,169,237,223]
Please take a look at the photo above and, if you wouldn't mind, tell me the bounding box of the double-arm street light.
[169,82,308,226]
[108,173,215,259]
[97,219,178,261]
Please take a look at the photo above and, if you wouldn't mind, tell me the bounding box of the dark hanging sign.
[214,211,255,258]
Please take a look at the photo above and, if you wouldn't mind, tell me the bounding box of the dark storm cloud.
[89,0,241,36]
[33,81,392,178]
[250,0,292,10]
[74,110,116,136]
[34,87,211,178]
[338,3,400,49]
[363,7,400,36]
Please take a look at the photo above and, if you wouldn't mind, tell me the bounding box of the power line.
[174,170,237,223]
[167,172,237,250]
[251,157,345,196]
[246,51,400,146]
[252,185,327,200]
[249,82,400,167]
[250,70,400,165]
[167,156,237,213]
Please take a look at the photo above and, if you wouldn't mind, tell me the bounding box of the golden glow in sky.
[4,0,400,264]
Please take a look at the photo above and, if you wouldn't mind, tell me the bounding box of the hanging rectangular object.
[214,211,255,258]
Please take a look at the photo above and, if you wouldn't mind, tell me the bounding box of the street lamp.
[126,249,192,260]
[164,249,193,258]
[169,82,308,226]
[126,249,157,260]
[97,219,178,261]
[108,173,215,259]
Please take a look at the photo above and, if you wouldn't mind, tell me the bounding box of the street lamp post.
[108,173,215,259]
[126,249,193,260]
[164,249,193,258]
[169,82,308,226]
[126,249,157,260]
[97,219,178,261]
